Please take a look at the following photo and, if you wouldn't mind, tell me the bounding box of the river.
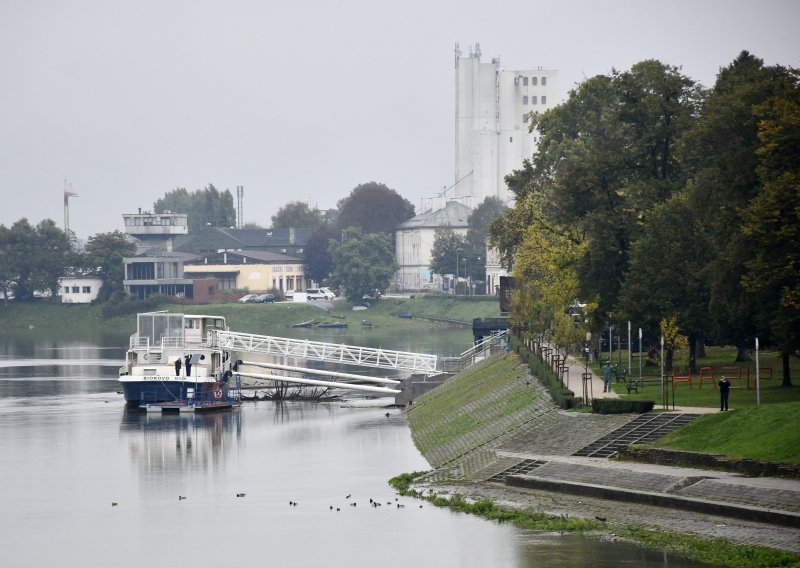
[0,327,704,567]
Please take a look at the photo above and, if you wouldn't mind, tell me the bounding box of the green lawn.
[593,345,799,408]
[652,402,800,464]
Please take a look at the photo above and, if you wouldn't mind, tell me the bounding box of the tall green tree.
[153,184,236,233]
[684,51,794,360]
[328,227,397,303]
[336,182,415,235]
[83,231,137,301]
[33,219,74,297]
[1,219,38,300]
[616,193,711,370]
[271,201,322,229]
[740,74,800,386]
[303,223,339,284]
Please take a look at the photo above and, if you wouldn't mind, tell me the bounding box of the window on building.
[531,96,537,104]
[523,114,529,122]
[523,77,528,86]
[523,95,528,105]
[541,95,547,104]
[63,287,70,295]
[542,76,547,86]
[531,77,538,86]
[82,286,91,294]
[509,137,513,143]
[72,286,80,293]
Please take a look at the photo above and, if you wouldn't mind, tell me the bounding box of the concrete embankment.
[404,352,800,554]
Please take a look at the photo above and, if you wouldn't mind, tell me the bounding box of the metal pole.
[608,324,612,364]
[627,321,632,376]
[755,337,760,406]
[638,327,642,381]
[660,335,665,410]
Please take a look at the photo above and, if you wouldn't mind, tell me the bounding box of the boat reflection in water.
[119,407,243,479]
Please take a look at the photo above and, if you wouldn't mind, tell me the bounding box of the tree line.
[489,52,798,385]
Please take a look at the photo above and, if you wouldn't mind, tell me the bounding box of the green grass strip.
[389,472,800,568]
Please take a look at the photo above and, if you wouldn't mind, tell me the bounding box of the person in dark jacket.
[719,375,731,411]
[174,357,182,377]
[185,354,192,378]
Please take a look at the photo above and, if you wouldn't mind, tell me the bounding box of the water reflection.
[120,409,242,477]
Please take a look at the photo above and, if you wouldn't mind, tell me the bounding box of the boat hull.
[120,378,230,407]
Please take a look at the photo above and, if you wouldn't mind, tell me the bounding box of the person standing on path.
[603,362,613,393]
[719,375,731,411]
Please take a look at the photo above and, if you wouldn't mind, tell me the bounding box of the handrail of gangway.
[214,330,439,375]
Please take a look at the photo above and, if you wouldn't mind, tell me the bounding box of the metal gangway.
[213,330,439,375]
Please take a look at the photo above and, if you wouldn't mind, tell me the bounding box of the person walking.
[719,375,731,411]
[174,357,182,377]
[602,362,613,393]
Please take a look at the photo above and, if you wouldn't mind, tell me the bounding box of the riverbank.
[0,295,502,336]
[402,353,800,567]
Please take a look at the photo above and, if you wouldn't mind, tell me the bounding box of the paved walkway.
[411,358,800,553]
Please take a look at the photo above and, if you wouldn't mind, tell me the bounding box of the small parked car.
[237,294,257,303]
[254,293,275,303]
[284,290,295,301]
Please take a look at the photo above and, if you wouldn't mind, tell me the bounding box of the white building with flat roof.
[454,43,558,205]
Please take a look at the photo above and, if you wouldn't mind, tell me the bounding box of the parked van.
[305,287,335,300]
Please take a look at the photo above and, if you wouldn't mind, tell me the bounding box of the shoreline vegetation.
[389,472,800,568]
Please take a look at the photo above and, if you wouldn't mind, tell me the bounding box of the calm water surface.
[0,331,704,567]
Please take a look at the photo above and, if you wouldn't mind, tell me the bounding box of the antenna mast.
[236,185,244,229]
[63,179,78,234]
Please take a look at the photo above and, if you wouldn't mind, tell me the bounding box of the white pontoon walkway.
[214,330,439,375]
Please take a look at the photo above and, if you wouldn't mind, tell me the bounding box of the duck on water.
[118,312,240,411]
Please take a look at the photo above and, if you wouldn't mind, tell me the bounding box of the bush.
[512,334,576,410]
[591,399,655,414]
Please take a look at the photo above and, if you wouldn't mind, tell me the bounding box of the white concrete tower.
[454,43,558,205]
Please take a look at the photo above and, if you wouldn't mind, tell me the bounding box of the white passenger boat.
[119,312,240,411]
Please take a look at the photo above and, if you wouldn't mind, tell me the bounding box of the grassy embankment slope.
[0,295,502,337]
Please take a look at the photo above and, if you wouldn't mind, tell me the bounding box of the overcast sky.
[1,0,797,240]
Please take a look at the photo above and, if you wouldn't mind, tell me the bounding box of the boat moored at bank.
[119,312,240,411]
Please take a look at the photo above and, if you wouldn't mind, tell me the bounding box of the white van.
[306,287,335,300]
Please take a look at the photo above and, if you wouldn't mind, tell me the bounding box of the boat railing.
[128,334,215,351]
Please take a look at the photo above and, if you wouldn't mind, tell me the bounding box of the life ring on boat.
[214,389,222,399]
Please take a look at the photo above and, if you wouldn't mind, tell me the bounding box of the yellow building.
[183,250,305,293]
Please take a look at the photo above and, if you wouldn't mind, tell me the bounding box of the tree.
[428,227,466,284]
[464,197,507,281]
[153,184,236,233]
[740,73,800,386]
[616,193,711,371]
[336,182,415,235]
[1,219,38,300]
[303,223,339,284]
[33,219,74,297]
[684,52,793,360]
[271,202,322,229]
[328,228,397,303]
[83,231,137,301]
